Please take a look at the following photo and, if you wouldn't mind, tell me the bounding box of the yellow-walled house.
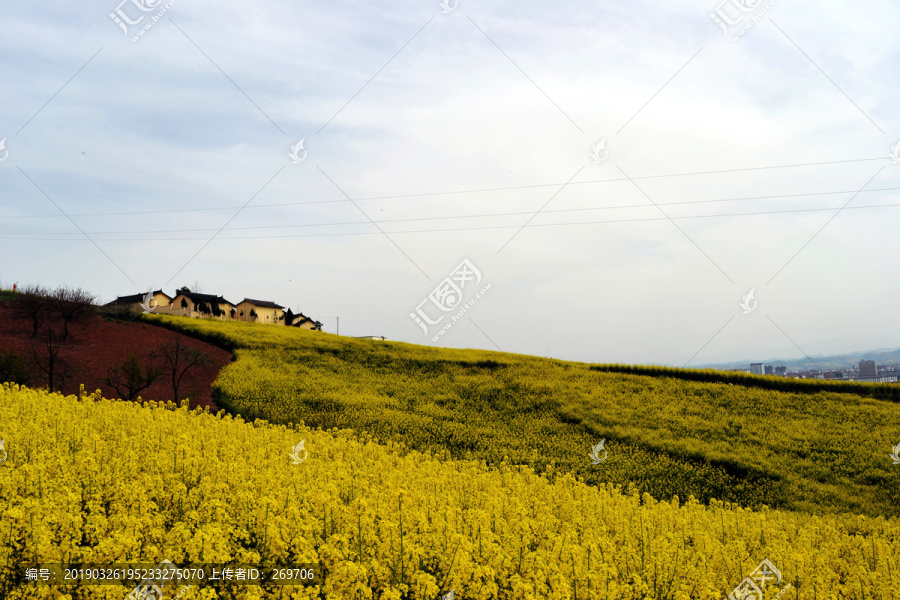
[285,309,323,330]
[105,289,323,328]
[234,299,285,324]
[104,290,172,313]
[167,291,235,320]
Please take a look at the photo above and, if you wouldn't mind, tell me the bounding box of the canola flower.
[146,315,900,519]
[1,383,899,599]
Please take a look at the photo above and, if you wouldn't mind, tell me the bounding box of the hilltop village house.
[105,290,173,314]
[104,288,323,330]
[169,291,235,320]
[234,298,283,324]
[284,309,323,330]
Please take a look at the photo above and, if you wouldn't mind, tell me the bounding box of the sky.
[1,0,899,367]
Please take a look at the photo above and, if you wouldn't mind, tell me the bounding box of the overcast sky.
[1,0,898,367]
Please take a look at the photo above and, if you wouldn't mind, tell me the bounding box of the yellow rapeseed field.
[1,383,898,599]
[148,315,900,519]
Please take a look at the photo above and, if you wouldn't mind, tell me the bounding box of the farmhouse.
[285,309,323,330]
[234,299,284,324]
[105,288,323,330]
[104,290,172,313]
[168,291,235,320]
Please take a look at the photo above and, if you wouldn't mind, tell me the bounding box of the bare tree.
[154,338,212,403]
[18,285,96,392]
[51,286,96,343]
[30,319,69,392]
[13,284,50,338]
[105,354,163,401]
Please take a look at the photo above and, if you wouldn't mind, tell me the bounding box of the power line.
[5,186,900,236]
[0,156,889,220]
[3,200,899,241]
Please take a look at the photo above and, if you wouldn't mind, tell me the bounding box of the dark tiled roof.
[237,298,284,309]
[288,313,323,329]
[176,291,233,305]
[105,290,169,306]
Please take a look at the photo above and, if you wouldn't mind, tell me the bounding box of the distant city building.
[764,365,774,375]
[774,366,787,376]
[852,375,898,383]
[750,363,764,375]
[859,360,878,377]
[823,371,843,380]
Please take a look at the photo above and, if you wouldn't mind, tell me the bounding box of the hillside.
[146,314,900,519]
[0,295,231,410]
[0,384,896,599]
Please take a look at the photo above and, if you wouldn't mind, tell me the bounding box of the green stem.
[478,524,482,560]
[358,512,363,562]
[437,539,461,597]
[399,497,404,583]
[517,533,524,576]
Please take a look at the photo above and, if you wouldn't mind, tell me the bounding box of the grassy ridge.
[590,363,900,401]
[144,315,900,519]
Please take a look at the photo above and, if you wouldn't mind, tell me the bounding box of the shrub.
[0,350,30,385]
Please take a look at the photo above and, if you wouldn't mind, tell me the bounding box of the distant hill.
[696,346,900,371]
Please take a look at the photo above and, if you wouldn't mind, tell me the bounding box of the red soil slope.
[0,304,231,411]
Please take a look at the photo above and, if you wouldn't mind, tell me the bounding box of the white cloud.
[1,0,898,366]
